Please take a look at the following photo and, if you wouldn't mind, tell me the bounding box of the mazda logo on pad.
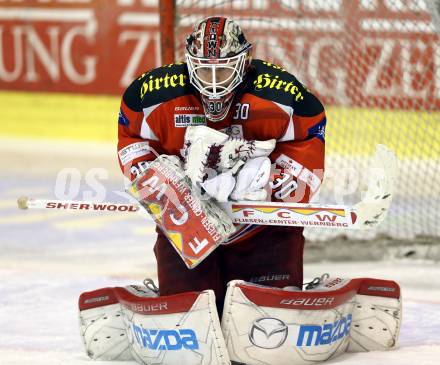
[249,317,288,349]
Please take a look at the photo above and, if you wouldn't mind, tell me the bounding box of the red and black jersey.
[118,59,326,243]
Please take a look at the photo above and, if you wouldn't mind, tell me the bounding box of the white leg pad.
[79,301,133,360]
[348,293,401,351]
[79,288,133,360]
[221,277,401,365]
[79,285,230,365]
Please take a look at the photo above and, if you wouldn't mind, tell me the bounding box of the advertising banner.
[0,0,438,109]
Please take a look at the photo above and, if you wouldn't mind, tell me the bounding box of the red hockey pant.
[153,226,305,313]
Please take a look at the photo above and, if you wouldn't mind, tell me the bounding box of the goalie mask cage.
[160,0,440,242]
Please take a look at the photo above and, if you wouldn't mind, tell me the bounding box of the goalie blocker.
[127,154,236,269]
[78,276,401,365]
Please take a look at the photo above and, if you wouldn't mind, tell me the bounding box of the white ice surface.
[0,139,439,364]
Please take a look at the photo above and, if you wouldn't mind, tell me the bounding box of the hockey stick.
[16,195,357,227]
[17,144,396,230]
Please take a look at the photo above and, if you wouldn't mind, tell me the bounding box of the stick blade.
[353,145,397,229]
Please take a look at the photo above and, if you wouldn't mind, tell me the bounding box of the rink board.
[0,91,439,159]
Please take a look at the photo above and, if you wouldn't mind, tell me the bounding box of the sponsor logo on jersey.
[132,324,199,350]
[118,108,129,126]
[175,106,201,112]
[275,154,304,177]
[249,318,288,349]
[140,73,188,99]
[118,142,150,165]
[296,314,352,347]
[174,114,206,127]
[254,73,304,101]
[308,117,326,142]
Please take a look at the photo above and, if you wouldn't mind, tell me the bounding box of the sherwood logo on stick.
[45,201,138,212]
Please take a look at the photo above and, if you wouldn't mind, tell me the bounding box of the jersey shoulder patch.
[123,62,194,111]
[246,59,324,117]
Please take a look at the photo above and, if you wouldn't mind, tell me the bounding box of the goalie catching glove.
[182,126,275,202]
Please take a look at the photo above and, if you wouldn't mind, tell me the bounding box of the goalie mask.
[186,17,252,122]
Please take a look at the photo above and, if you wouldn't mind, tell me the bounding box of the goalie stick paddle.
[16,144,397,230]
